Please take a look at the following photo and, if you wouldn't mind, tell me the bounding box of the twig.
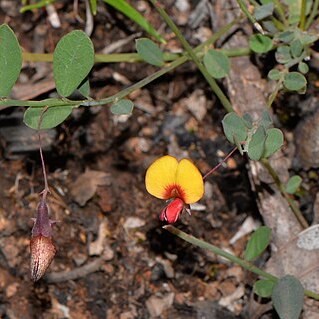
[45,256,105,283]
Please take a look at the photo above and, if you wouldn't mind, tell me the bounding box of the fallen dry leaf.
[70,169,111,206]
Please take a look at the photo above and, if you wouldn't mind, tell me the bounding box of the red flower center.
[163,184,186,202]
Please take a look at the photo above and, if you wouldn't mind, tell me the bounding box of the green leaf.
[275,46,292,64]
[275,45,292,64]
[249,34,273,53]
[254,279,275,298]
[300,33,318,46]
[90,0,97,15]
[53,30,95,97]
[254,3,274,20]
[268,69,281,81]
[103,0,165,43]
[110,99,134,115]
[23,105,74,130]
[272,275,304,319]
[263,128,284,158]
[0,24,22,97]
[290,39,303,58]
[243,113,253,129]
[77,79,90,98]
[244,226,271,261]
[298,62,309,74]
[247,126,266,161]
[222,112,248,144]
[278,30,295,43]
[136,38,164,67]
[283,72,307,91]
[285,175,302,194]
[203,49,230,79]
[261,111,273,129]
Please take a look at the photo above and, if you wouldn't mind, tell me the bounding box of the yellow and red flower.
[145,155,204,223]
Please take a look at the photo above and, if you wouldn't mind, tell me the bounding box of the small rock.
[6,283,19,298]
[89,220,111,256]
[146,293,174,317]
[123,217,146,230]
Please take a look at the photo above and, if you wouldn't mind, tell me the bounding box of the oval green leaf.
[283,72,307,91]
[298,62,309,74]
[244,226,271,261]
[222,112,248,144]
[290,39,303,58]
[263,128,284,158]
[203,49,230,79]
[110,99,134,115]
[53,30,94,97]
[24,105,74,130]
[0,24,22,97]
[272,275,304,319]
[268,69,281,81]
[249,34,273,53]
[136,38,164,67]
[247,126,266,161]
[285,175,302,194]
[254,279,275,298]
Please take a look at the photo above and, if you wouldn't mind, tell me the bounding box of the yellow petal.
[175,159,204,204]
[145,155,178,199]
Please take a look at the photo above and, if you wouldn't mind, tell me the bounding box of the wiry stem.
[203,147,238,180]
[37,106,50,200]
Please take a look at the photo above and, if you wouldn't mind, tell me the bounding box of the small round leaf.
[136,38,164,67]
[53,30,95,97]
[268,69,281,81]
[247,126,266,161]
[283,72,307,91]
[222,112,247,144]
[249,34,273,53]
[298,62,309,74]
[290,39,303,58]
[263,128,284,158]
[203,49,230,79]
[254,279,275,298]
[110,99,134,115]
[24,105,74,130]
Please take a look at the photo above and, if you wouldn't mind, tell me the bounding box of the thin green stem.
[164,225,319,300]
[261,158,309,229]
[149,0,234,113]
[20,0,56,13]
[273,0,288,26]
[236,0,264,34]
[1,18,239,109]
[22,52,182,63]
[267,80,283,108]
[299,0,307,30]
[305,0,319,29]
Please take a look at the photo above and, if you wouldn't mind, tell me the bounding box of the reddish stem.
[37,106,50,200]
[203,146,238,180]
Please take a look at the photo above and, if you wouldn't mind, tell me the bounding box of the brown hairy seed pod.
[30,199,56,282]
